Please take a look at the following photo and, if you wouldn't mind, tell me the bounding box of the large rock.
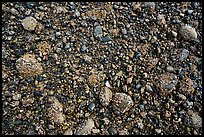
[47,96,65,125]
[16,54,43,78]
[21,16,38,31]
[112,93,134,115]
[75,119,95,135]
[179,25,197,41]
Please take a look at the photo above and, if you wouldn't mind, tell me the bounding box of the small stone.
[99,87,113,106]
[16,54,43,78]
[127,77,133,84]
[102,117,110,125]
[26,2,35,9]
[47,96,64,125]
[92,129,100,134]
[137,122,144,129]
[88,102,95,111]
[21,16,38,31]
[178,93,187,100]
[178,49,189,62]
[189,113,202,128]
[107,127,118,135]
[172,31,178,38]
[102,35,112,42]
[155,129,161,134]
[94,25,103,41]
[179,25,197,41]
[75,119,95,135]
[88,74,97,87]
[121,28,127,35]
[80,45,87,52]
[105,80,112,88]
[145,84,153,92]
[166,65,174,72]
[113,93,134,115]
[34,91,42,96]
[55,32,61,37]
[12,94,21,101]
[157,14,166,25]
[136,84,142,89]
[64,129,73,135]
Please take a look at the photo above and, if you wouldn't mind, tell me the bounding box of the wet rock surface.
[2,2,202,135]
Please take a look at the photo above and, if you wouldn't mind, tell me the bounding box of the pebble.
[136,84,142,89]
[80,45,87,52]
[10,101,19,107]
[92,129,100,134]
[75,119,95,135]
[26,2,35,9]
[12,94,21,101]
[189,113,202,128]
[64,129,73,135]
[22,98,34,107]
[178,49,189,62]
[47,96,64,125]
[171,31,178,38]
[107,127,118,135]
[179,25,197,41]
[16,53,43,78]
[94,25,103,41]
[166,65,174,72]
[104,80,112,88]
[99,87,113,107]
[155,129,162,134]
[88,102,95,111]
[34,91,42,96]
[121,28,127,35]
[102,117,110,125]
[21,16,38,31]
[178,93,187,100]
[159,73,178,93]
[145,84,153,92]
[113,93,134,115]
[102,35,112,42]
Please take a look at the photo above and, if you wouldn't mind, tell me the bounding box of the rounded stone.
[179,25,197,41]
[16,54,43,78]
[21,16,38,31]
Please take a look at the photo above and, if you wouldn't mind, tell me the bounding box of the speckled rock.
[156,73,178,94]
[16,54,43,78]
[112,93,134,115]
[99,87,113,107]
[88,74,97,87]
[47,96,65,125]
[179,25,197,41]
[179,77,194,95]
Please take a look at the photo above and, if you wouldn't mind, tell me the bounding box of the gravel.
[2,2,202,135]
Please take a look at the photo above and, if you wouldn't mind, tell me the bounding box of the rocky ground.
[2,2,202,135]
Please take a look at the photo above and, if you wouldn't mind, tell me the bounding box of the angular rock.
[99,87,113,106]
[94,25,103,41]
[112,93,134,115]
